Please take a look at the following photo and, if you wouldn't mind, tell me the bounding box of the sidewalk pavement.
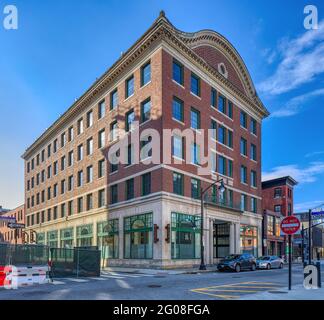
[102,266,218,275]
[240,284,324,300]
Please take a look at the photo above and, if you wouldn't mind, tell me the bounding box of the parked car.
[217,254,257,272]
[256,256,284,270]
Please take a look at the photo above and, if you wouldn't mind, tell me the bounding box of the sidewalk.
[102,266,218,275]
[240,284,324,300]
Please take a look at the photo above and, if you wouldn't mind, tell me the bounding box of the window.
[218,95,226,114]
[77,197,83,213]
[218,155,227,176]
[61,179,66,194]
[240,111,247,128]
[47,187,51,200]
[61,132,66,148]
[86,165,93,183]
[68,150,74,166]
[228,130,233,148]
[211,152,217,172]
[251,197,257,213]
[77,144,83,161]
[141,61,151,86]
[126,144,134,166]
[126,179,134,200]
[98,189,105,207]
[47,209,52,222]
[53,207,58,220]
[274,205,282,213]
[110,89,118,110]
[77,170,83,187]
[274,188,282,198]
[240,194,247,211]
[172,97,184,122]
[47,165,52,179]
[142,173,151,196]
[61,156,66,171]
[53,184,58,197]
[98,100,106,119]
[68,201,73,216]
[98,159,105,178]
[171,213,201,259]
[87,138,93,155]
[172,135,184,159]
[228,101,233,119]
[110,151,119,173]
[240,225,258,256]
[191,108,200,130]
[191,178,200,199]
[41,150,45,162]
[68,175,74,191]
[211,88,217,108]
[110,185,118,204]
[53,161,58,175]
[87,110,93,128]
[61,203,66,218]
[98,129,105,149]
[240,137,247,156]
[86,194,93,211]
[97,220,119,259]
[124,213,153,259]
[288,203,292,215]
[191,143,200,165]
[125,109,135,132]
[173,59,184,85]
[141,98,151,123]
[47,144,51,158]
[110,121,118,141]
[251,170,257,187]
[68,126,74,142]
[250,118,257,135]
[173,172,184,196]
[140,136,152,160]
[241,166,247,184]
[53,139,58,153]
[76,224,93,247]
[218,125,226,145]
[191,73,200,96]
[251,144,257,161]
[125,75,134,98]
[77,118,84,135]
[267,216,275,236]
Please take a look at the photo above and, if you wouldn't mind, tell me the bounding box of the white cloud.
[295,200,324,212]
[270,88,324,117]
[258,20,324,95]
[305,151,324,158]
[262,162,324,184]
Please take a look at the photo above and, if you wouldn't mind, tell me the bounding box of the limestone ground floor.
[25,193,263,269]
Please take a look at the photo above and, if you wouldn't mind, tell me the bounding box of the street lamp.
[199,179,226,271]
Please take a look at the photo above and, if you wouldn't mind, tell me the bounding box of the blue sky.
[0,0,323,212]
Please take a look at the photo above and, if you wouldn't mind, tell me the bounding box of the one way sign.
[7,223,25,229]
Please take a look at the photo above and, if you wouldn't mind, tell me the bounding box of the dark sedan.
[217,254,257,272]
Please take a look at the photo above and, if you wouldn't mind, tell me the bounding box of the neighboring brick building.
[0,205,25,244]
[23,12,269,268]
[261,176,298,257]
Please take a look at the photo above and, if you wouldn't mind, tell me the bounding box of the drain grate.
[148,284,162,288]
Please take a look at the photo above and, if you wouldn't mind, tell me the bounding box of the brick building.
[0,205,25,244]
[23,12,269,268]
[261,176,298,257]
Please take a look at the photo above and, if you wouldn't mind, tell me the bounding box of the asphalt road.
[0,264,318,300]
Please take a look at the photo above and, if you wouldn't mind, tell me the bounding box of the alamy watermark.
[2,4,18,30]
[304,5,318,30]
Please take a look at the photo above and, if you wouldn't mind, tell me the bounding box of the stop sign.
[280,216,301,235]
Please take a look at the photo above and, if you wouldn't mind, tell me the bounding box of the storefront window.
[76,224,93,247]
[37,232,45,245]
[97,220,119,259]
[171,212,201,259]
[124,213,153,259]
[275,217,281,237]
[267,216,274,236]
[213,223,230,258]
[60,228,74,249]
[240,225,258,257]
[47,230,58,248]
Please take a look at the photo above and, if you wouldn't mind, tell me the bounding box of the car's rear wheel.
[235,264,241,273]
[266,264,271,270]
[279,263,284,269]
[251,263,256,271]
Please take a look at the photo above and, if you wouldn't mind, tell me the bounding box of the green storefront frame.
[60,227,74,249]
[36,232,45,245]
[171,212,201,259]
[47,230,58,248]
[76,224,93,247]
[124,213,153,259]
[97,220,119,259]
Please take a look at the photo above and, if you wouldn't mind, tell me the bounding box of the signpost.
[281,216,301,290]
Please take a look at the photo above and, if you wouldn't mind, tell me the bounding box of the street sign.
[0,216,16,223]
[281,216,301,235]
[312,210,324,217]
[7,223,25,229]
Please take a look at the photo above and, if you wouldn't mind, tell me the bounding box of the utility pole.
[308,209,312,265]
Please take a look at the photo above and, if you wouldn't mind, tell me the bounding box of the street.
[0,264,322,300]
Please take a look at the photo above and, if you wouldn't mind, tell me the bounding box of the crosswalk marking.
[89,277,108,281]
[65,278,89,283]
[100,275,124,279]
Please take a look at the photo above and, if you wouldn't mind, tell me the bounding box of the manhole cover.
[268,291,288,294]
[148,285,162,288]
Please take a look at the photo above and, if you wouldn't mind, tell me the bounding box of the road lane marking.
[65,278,89,282]
[191,289,238,300]
[89,277,108,281]
[100,275,124,279]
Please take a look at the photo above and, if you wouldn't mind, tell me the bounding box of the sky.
[0,0,323,212]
